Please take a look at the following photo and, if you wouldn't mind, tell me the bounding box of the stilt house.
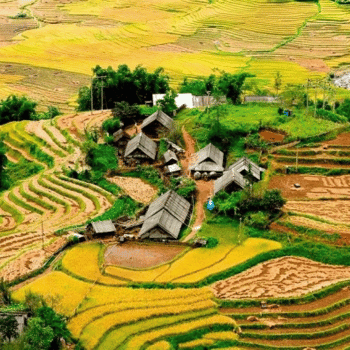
[163,150,178,166]
[113,129,130,148]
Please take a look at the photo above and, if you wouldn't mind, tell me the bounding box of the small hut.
[189,143,224,177]
[139,190,191,240]
[113,129,130,148]
[124,132,157,162]
[86,220,116,237]
[163,150,178,166]
[165,163,181,176]
[227,157,264,182]
[141,110,174,138]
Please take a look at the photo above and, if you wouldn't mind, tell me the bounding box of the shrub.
[0,95,37,125]
[204,237,219,248]
[316,109,347,123]
[102,118,120,135]
[244,211,270,229]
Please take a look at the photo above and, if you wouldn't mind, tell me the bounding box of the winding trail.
[181,127,213,242]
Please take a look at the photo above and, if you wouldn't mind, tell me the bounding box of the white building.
[152,93,194,109]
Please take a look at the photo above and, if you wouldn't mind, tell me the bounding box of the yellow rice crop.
[147,341,172,350]
[179,338,214,348]
[69,292,214,338]
[11,271,91,316]
[124,314,235,350]
[204,331,238,341]
[79,300,216,349]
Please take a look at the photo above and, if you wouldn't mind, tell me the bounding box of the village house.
[113,129,130,148]
[86,220,116,237]
[189,143,224,179]
[138,190,191,240]
[124,132,157,163]
[141,110,174,138]
[214,157,265,195]
[163,150,178,166]
[165,163,181,176]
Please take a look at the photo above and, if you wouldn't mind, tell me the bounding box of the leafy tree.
[23,318,54,350]
[179,74,217,96]
[35,306,70,348]
[156,90,177,115]
[336,98,350,120]
[217,72,252,104]
[0,315,18,342]
[77,65,169,111]
[274,71,282,96]
[0,95,37,124]
[281,84,307,109]
[112,101,140,127]
[24,291,46,314]
[0,278,12,305]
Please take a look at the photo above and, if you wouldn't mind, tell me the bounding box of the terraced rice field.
[1,0,350,107]
[0,110,113,279]
[220,282,350,349]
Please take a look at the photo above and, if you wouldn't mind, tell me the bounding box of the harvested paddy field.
[104,242,186,269]
[259,130,285,143]
[106,176,157,204]
[212,256,350,299]
[268,174,350,200]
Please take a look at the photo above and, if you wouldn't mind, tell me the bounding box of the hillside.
[1,0,350,110]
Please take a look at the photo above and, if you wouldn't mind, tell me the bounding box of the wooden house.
[113,129,130,148]
[124,132,157,162]
[165,163,181,176]
[163,150,178,166]
[86,220,116,236]
[214,157,265,195]
[141,110,174,138]
[138,190,191,240]
[189,143,224,177]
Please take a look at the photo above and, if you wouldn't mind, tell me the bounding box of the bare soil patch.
[324,132,350,146]
[104,242,186,269]
[106,176,157,204]
[269,174,350,200]
[259,130,285,143]
[212,256,350,299]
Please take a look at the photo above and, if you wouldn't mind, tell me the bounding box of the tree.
[0,278,12,306]
[179,74,217,96]
[35,306,70,349]
[274,71,282,96]
[281,84,307,109]
[156,90,178,115]
[23,318,54,350]
[77,65,170,111]
[336,98,350,120]
[0,315,18,342]
[112,101,140,127]
[217,72,252,104]
[0,95,37,125]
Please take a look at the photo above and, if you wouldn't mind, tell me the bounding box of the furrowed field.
[1,0,350,109]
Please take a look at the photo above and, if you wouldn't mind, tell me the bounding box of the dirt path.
[181,127,213,242]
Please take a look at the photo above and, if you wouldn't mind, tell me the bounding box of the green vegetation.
[77,64,170,111]
[111,101,140,127]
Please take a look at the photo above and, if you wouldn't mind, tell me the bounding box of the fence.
[192,95,226,108]
[244,96,280,103]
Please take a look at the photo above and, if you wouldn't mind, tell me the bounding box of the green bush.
[244,211,270,229]
[85,144,118,173]
[102,118,120,135]
[204,237,219,248]
[316,108,347,123]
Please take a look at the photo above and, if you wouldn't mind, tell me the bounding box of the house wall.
[153,93,194,109]
[149,228,174,240]
[128,150,151,160]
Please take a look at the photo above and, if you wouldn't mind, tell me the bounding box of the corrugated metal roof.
[165,163,181,174]
[124,132,157,159]
[163,150,178,165]
[189,143,223,171]
[141,110,174,130]
[228,157,264,180]
[139,209,182,239]
[145,190,190,224]
[91,220,116,234]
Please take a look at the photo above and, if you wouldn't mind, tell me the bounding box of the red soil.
[324,133,350,146]
[104,242,186,269]
[259,130,285,143]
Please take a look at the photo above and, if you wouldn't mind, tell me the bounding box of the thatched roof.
[124,132,157,159]
[90,220,116,234]
[228,157,264,181]
[163,150,178,165]
[189,143,224,172]
[141,110,174,130]
[139,209,182,239]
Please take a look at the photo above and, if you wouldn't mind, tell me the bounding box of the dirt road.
[181,127,213,242]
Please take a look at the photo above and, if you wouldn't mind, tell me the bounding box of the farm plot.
[221,282,350,349]
[212,256,350,300]
[0,111,116,280]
